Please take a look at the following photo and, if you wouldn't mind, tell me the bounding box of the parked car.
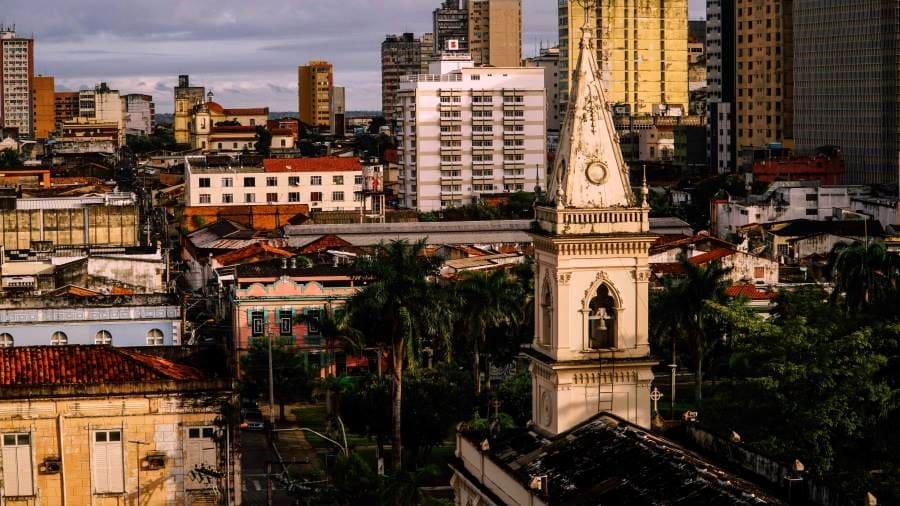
[241,407,265,431]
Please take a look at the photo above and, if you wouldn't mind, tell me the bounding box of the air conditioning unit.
[40,457,62,474]
[143,452,168,470]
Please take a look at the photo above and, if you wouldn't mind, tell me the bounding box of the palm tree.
[829,241,899,314]
[456,269,523,393]
[651,256,731,408]
[346,240,452,472]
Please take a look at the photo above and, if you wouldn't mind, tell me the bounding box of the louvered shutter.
[1,443,32,496]
[93,440,110,493]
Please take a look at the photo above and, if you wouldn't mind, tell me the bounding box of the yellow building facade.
[298,61,333,131]
[559,0,688,116]
[0,347,239,505]
[467,0,522,67]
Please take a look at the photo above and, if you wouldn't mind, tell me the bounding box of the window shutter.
[107,439,124,493]
[245,309,253,327]
[93,443,110,493]
[16,445,33,495]
[2,445,19,496]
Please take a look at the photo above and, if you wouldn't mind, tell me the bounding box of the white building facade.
[184,156,368,212]
[712,183,871,238]
[395,55,546,211]
[124,93,154,135]
[0,27,33,137]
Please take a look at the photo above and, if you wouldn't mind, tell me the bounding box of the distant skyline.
[5,0,706,113]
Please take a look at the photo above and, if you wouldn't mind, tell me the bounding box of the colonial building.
[173,75,205,145]
[0,346,240,504]
[0,293,181,348]
[452,22,783,506]
[186,97,270,152]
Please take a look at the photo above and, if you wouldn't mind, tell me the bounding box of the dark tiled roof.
[768,219,883,238]
[467,414,781,504]
[298,234,356,254]
[0,346,205,386]
[234,257,355,278]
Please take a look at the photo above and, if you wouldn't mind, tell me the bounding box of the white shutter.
[93,433,124,494]
[93,441,110,493]
[107,439,124,493]
[2,439,34,497]
[15,445,33,496]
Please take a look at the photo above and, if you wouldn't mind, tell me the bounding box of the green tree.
[255,126,272,157]
[456,269,523,393]
[829,241,900,314]
[0,148,22,169]
[239,337,315,421]
[346,240,454,472]
[650,257,731,407]
[494,369,532,426]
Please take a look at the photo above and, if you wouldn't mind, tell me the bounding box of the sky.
[6,0,706,113]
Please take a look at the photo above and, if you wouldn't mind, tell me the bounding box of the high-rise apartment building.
[0,26,34,138]
[558,0,688,117]
[54,92,79,132]
[794,0,900,185]
[31,75,55,140]
[734,0,793,157]
[467,0,522,67]
[433,0,470,55]
[707,0,736,173]
[524,46,562,132]
[395,55,546,211]
[174,75,205,145]
[381,33,435,120]
[298,61,333,131]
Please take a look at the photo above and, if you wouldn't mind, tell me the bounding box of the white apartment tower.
[395,54,546,211]
[0,26,34,138]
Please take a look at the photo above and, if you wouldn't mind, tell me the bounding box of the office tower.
[332,86,345,137]
[174,75,205,145]
[433,0,469,54]
[794,0,900,185]
[298,61,333,131]
[734,0,793,157]
[707,0,736,173]
[381,33,435,120]
[395,54,546,211]
[558,0,688,116]
[0,25,34,138]
[31,75,54,140]
[467,0,522,67]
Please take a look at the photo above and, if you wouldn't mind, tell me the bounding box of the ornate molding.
[557,271,572,285]
[630,269,652,283]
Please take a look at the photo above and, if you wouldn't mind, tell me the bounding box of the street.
[240,430,294,505]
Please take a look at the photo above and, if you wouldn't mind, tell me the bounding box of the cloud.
[12,0,706,111]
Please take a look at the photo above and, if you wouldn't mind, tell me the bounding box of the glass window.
[222,194,233,204]
[245,193,256,203]
[0,333,12,347]
[310,176,322,185]
[288,176,300,186]
[250,311,265,337]
[222,177,233,188]
[51,331,67,346]
[199,194,211,204]
[147,329,164,345]
[198,178,211,188]
[243,177,256,187]
[266,177,278,187]
[332,191,344,202]
[94,330,112,345]
[333,176,344,185]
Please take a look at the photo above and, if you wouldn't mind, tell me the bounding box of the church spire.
[546,20,634,210]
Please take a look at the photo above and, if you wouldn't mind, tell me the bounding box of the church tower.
[528,16,656,435]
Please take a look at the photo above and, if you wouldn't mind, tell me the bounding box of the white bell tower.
[529,10,656,435]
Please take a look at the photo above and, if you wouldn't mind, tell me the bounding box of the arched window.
[587,285,617,349]
[146,329,164,346]
[50,331,68,346]
[95,330,112,345]
[0,333,13,347]
[540,282,553,346]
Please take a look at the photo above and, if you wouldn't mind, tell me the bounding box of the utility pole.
[268,323,276,427]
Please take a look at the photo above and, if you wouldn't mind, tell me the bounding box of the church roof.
[546,26,635,209]
[457,413,782,504]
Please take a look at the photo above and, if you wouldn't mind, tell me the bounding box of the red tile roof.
[110,286,136,295]
[211,125,257,134]
[223,107,268,116]
[725,284,777,300]
[298,234,355,254]
[205,101,225,114]
[213,242,294,266]
[0,346,205,386]
[688,248,734,265]
[263,157,362,173]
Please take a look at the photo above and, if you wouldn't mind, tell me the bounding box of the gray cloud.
[11,0,706,112]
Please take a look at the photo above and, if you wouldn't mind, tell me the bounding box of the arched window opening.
[95,330,112,345]
[540,282,553,346]
[0,333,12,347]
[51,331,68,346]
[147,329,164,346]
[588,285,617,349]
